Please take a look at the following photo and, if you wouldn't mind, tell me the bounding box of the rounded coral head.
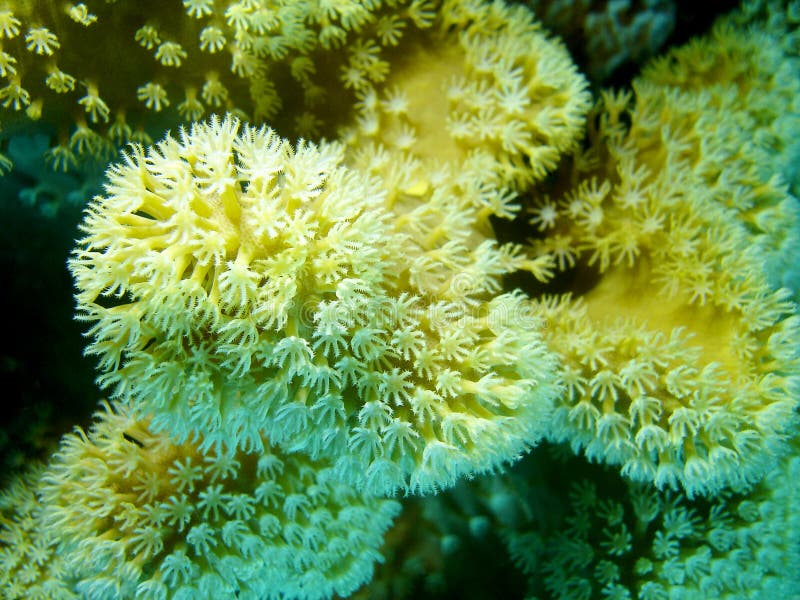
[70,114,558,495]
[41,401,400,599]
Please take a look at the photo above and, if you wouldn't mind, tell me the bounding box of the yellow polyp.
[25,98,41,119]
[178,87,204,121]
[107,112,132,145]
[218,184,242,225]
[66,3,97,27]
[45,66,76,93]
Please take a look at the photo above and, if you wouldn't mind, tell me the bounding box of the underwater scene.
[1,0,799,598]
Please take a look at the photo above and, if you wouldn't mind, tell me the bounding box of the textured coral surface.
[69,115,559,495]
[1,1,798,599]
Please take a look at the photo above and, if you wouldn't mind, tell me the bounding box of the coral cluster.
[338,0,592,189]
[640,8,800,293]
[69,115,559,495]
[522,5,800,496]
[0,464,74,599]
[0,0,436,174]
[530,291,797,496]
[2,0,799,598]
[40,401,399,600]
[0,0,230,172]
[504,446,800,600]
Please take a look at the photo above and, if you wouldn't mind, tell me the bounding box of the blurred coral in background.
[523,0,678,82]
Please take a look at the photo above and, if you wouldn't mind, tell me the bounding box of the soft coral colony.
[1,1,799,600]
[0,0,439,176]
[63,0,593,498]
[525,0,800,498]
[68,114,561,496]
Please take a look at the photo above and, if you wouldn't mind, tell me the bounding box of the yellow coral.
[69,115,559,495]
[642,15,800,194]
[0,0,445,175]
[639,12,800,292]
[39,401,400,599]
[0,1,241,170]
[335,0,591,189]
[0,464,76,599]
[515,7,800,497]
[521,78,800,496]
[532,293,798,495]
[224,0,440,130]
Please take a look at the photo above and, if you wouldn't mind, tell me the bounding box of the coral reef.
[1,0,799,598]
